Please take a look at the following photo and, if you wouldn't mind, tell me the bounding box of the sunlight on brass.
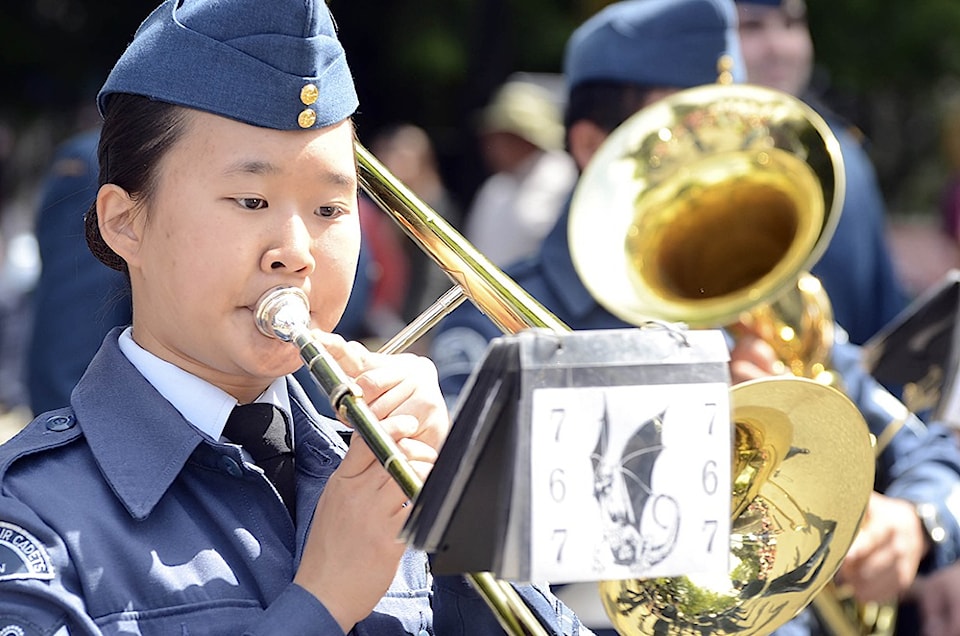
[599,377,874,636]
[300,83,319,105]
[566,83,884,635]
[740,273,838,388]
[298,108,317,129]
[254,286,548,636]
[346,88,872,635]
[568,83,843,387]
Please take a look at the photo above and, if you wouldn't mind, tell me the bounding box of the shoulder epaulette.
[0,408,83,479]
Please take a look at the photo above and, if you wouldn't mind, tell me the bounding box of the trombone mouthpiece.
[254,286,311,342]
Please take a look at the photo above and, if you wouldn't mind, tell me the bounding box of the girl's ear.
[96,184,145,269]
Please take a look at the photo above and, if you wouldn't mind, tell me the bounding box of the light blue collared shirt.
[117,326,292,445]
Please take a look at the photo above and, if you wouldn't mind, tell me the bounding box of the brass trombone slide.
[256,94,872,635]
[357,145,574,634]
[356,144,570,341]
[254,286,549,636]
[255,144,572,636]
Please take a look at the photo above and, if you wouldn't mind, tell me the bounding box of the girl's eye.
[316,205,346,219]
[237,198,267,210]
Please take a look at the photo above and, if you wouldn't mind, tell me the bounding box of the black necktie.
[223,403,296,519]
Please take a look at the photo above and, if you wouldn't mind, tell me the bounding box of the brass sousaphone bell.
[570,83,841,382]
[567,83,875,634]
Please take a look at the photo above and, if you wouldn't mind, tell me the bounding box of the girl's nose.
[262,215,315,275]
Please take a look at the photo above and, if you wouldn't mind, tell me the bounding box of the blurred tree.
[0,0,157,118]
[804,0,960,215]
[809,0,960,91]
[3,0,960,216]
[330,0,582,203]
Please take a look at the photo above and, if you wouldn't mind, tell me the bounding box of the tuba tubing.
[564,82,884,635]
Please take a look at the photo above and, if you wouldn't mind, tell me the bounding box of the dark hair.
[564,81,655,136]
[84,94,190,272]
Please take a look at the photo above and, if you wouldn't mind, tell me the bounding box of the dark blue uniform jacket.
[0,328,587,635]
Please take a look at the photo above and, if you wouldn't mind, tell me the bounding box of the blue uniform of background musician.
[26,128,131,417]
[0,0,590,633]
[430,1,960,634]
[735,0,907,345]
[805,104,908,345]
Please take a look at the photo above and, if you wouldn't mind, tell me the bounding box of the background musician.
[429,1,960,634]
[734,0,908,346]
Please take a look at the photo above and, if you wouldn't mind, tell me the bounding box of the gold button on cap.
[300,83,319,105]
[716,54,734,85]
[298,109,317,128]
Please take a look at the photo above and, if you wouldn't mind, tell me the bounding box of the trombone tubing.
[290,325,549,636]
[356,144,569,336]
[287,146,569,635]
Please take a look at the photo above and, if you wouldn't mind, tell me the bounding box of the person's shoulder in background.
[27,127,132,416]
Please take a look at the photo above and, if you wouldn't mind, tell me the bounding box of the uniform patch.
[0,522,54,582]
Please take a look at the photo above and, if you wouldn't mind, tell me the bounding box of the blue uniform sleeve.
[2,483,589,636]
[0,498,348,636]
[0,496,107,636]
[832,340,960,569]
[244,584,346,635]
[429,302,503,409]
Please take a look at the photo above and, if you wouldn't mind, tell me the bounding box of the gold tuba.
[351,82,875,636]
[566,82,878,634]
[567,83,842,361]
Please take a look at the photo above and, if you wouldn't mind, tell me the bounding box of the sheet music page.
[528,382,731,583]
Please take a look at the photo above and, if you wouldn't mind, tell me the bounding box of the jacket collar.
[71,328,346,519]
[71,328,346,522]
[71,328,209,520]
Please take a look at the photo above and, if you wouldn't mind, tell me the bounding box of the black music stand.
[403,326,732,584]
[862,269,960,425]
